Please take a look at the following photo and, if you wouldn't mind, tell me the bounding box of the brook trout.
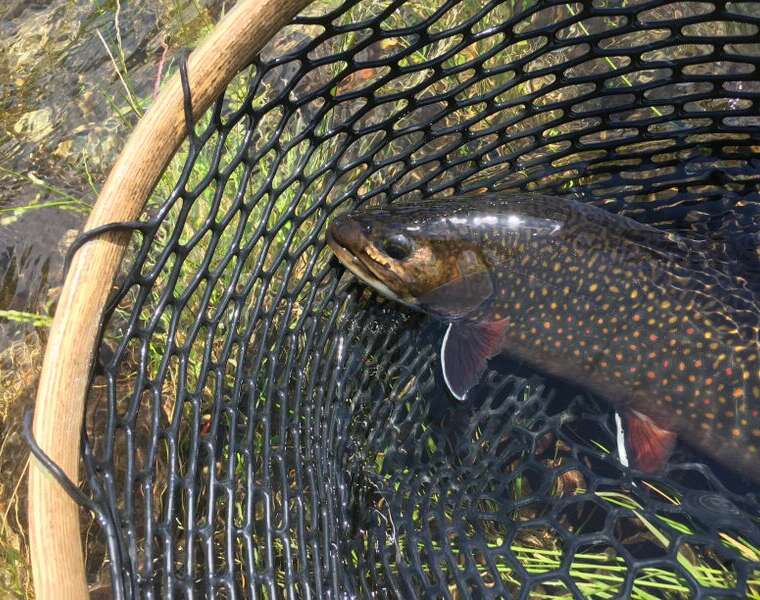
[327,193,760,482]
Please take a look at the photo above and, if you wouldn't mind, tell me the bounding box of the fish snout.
[328,217,366,251]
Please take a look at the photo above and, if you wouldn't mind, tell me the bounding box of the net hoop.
[27,1,311,597]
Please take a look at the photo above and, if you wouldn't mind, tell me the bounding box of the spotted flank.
[327,193,760,483]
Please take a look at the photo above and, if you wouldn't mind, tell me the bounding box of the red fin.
[625,410,677,473]
[441,320,508,401]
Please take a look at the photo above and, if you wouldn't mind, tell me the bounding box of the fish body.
[327,193,760,482]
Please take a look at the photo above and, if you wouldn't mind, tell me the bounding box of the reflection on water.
[0,0,228,347]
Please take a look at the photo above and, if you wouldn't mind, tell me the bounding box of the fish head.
[328,207,491,317]
[327,193,687,404]
[327,196,565,319]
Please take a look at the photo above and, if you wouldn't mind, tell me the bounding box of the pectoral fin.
[441,320,508,401]
[625,410,677,474]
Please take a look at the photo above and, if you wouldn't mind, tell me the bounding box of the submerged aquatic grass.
[596,490,760,597]
[367,430,760,598]
[0,166,91,227]
[0,311,53,328]
[0,335,42,599]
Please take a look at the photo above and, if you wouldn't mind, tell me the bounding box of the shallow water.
[0,0,228,348]
[0,2,230,594]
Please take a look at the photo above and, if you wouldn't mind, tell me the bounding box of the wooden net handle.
[29,0,311,597]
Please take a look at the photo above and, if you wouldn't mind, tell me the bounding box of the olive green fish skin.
[327,193,760,482]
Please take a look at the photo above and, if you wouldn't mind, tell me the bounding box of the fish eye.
[382,234,414,260]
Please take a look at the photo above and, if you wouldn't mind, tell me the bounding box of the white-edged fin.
[440,319,508,402]
[441,323,467,401]
[615,411,629,468]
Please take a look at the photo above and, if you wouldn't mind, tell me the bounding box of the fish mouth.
[327,222,414,306]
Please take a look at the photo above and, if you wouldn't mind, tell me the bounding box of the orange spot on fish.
[687,327,695,335]
[733,388,744,398]
[649,334,658,342]
[694,359,703,368]
[732,427,742,438]
[633,314,641,322]
[543,321,551,329]
[647,371,656,380]
[705,377,713,385]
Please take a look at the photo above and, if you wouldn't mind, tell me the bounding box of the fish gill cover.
[46,0,760,597]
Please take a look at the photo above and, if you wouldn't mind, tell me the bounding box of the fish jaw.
[327,228,419,309]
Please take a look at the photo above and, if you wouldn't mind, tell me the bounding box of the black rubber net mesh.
[62,0,760,597]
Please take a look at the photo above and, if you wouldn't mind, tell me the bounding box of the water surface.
[0,0,228,346]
